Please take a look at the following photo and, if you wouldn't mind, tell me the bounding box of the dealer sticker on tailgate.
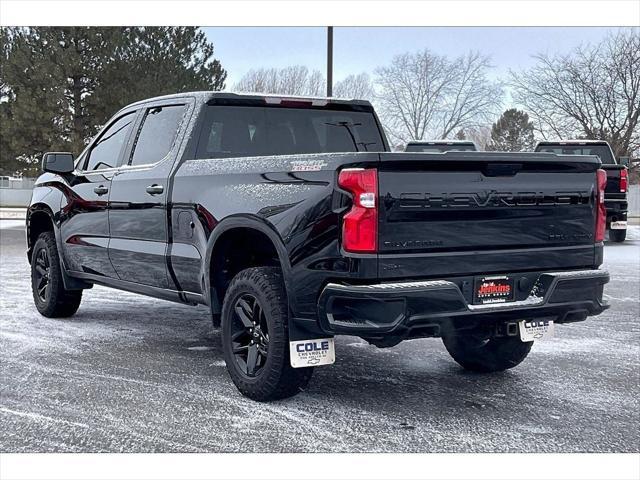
[519,319,555,342]
[290,338,335,368]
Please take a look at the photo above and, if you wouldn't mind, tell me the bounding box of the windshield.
[405,143,476,153]
[195,105,385,159]
[535,144,615,164]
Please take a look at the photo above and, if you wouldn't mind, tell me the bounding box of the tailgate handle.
[483,163,522,177]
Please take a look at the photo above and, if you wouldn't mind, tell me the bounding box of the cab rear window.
[195,105,384,158]
[536,145,615,164]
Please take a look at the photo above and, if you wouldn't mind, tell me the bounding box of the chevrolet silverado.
[28,92,609,401]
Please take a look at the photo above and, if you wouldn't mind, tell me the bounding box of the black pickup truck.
[28,92,609,401]
[535,140,629,242]
[405,140,478,152]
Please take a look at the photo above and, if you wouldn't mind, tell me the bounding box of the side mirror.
[618,156,630,167]
[42,152,74,174]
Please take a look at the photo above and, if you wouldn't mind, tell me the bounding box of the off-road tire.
[221,267,313,401]
[443,333,532,373]
[609,229,626,243]
[31,232,82,317]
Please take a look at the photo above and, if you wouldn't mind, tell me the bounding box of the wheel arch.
[26,203,57,263]
[27,202,90,290]
[203,215,294,318]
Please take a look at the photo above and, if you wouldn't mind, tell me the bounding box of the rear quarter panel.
[170,152,380,318]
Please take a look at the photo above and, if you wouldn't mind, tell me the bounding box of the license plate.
[519,319,554,342]
[473,275,515,305]
[289,338,335,368]
[610,221,627,230]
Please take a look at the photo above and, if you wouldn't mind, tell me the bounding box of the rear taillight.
[595,169,607,242]
[338,168,378,253]
[620,168,628,193]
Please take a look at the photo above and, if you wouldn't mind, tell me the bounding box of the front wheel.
[609,229,626,243]
[442,333,532,373]
[31,232,82,317]
[221,267,313,401]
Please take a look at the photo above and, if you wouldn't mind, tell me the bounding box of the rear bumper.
[317,269,609,337]
[605,198,628,225]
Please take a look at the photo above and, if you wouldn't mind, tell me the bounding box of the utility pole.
[327,26,333,97]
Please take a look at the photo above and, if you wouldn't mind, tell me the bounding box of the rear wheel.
[442,332,532,373]
[221,267,313,401]
[609,229,626,243]
[31,232,82,318]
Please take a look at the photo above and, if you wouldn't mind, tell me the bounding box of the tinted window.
[195,106,384,159]
[85,112,136,171]
[536,145,615,164]
[406,143,476,152]
[130,105,186,166]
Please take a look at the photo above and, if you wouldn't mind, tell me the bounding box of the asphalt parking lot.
[1,220,638,453]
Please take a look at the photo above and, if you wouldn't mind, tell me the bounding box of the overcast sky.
[204,26,622,88]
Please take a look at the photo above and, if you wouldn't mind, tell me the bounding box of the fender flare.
[27,203,59,260]
[203,214,293,315]
[27,200,91,291]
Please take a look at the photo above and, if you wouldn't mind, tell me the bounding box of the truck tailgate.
[377,152,600,279]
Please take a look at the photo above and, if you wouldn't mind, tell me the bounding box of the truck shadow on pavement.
[73,298,530,413]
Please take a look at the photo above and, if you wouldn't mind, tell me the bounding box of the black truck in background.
[28,92,609,401]
[535,140,629,243]
[405,140,478,153]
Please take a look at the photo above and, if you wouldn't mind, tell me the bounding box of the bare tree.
[511,29,640,157]
[334,73,374,99]
[234,66,326,96]
[465,125,492,151]
[374,49,502,143]
[307,69,326,96]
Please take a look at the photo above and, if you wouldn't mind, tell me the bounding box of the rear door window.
[129,105,187,166]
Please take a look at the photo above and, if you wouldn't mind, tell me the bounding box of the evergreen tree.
[0,27,226,175]
[486,108,536,152]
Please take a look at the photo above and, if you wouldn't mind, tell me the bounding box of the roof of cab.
[536,139,610,145]
[124,91,373,109]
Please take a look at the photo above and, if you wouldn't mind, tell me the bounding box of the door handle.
[94,185,109,196]
[146,184,164,195]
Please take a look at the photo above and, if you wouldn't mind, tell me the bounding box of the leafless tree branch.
[234,66,326,96]
[374,49,502,143]
[510,29,640,157]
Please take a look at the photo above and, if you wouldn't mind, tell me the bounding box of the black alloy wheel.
[230,293,270,377]
[31,231,83,317]
[221,267,313,401]
[33,247,51,302]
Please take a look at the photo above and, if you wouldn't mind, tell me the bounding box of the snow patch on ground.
[1,223,638,453]
[0,220,25,230]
